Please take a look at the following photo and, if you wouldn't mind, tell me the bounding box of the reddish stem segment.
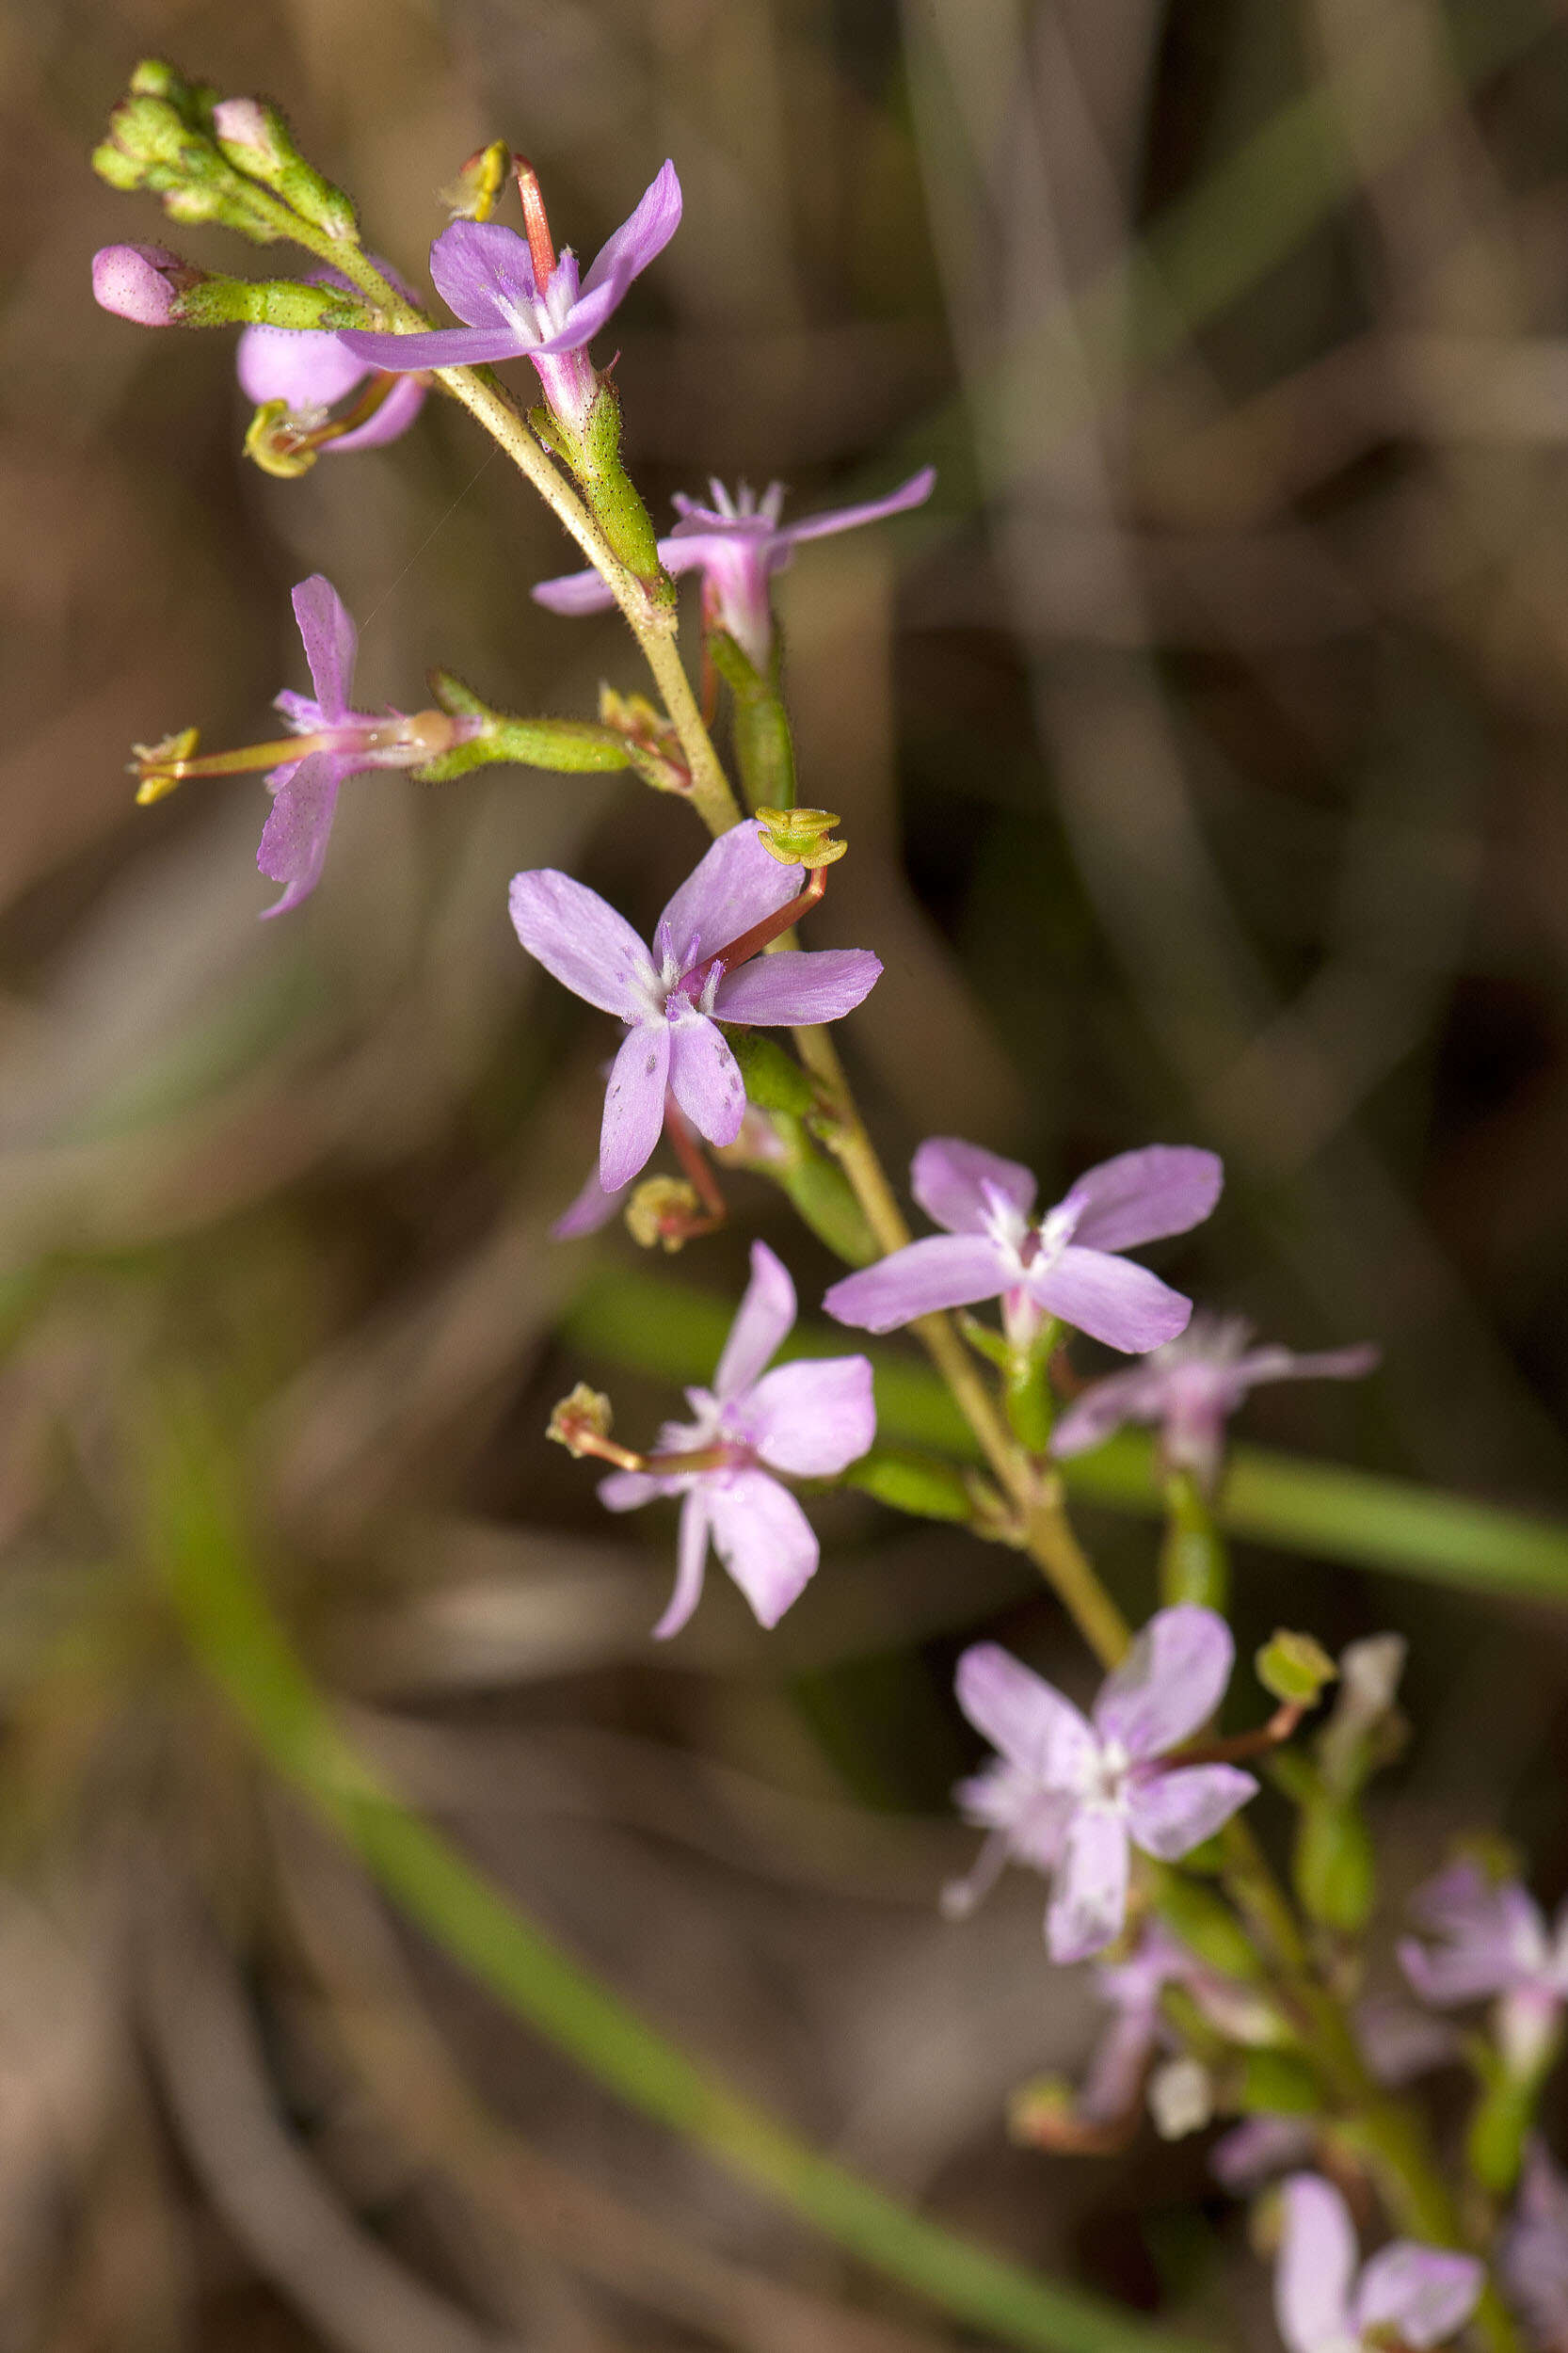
[683,866,828,1000]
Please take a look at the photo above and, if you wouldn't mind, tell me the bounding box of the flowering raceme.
[508,821,880,1192]
[340,161,681,436]
[946,1607,1257,1961]
[824,1137,1223,1352]
[597,1241,875,1636]
[1273,2174,1481,2353]
[533,470,937,671]
[1050,1313,1379,1483]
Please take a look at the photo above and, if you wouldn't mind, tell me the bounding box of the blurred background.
[8,0,1568,2343]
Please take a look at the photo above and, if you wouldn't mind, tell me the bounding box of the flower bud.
[91,242,205,327]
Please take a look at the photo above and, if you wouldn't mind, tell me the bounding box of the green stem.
[1160,1468,1230,1611]
[144,1398,1213,2353]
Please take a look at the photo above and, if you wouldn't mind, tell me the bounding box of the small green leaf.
[841,1447,976,1523]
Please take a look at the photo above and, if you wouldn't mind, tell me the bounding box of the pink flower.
[1051,1313,1379,1484]
[599,1241,874,1637]
[1273,2174,1481,2353]
[236,261,427,455]
[508,822,880,1193]
[824,1136,1223,1354]
[533,470,936,671]
[1502,2141,1568,2351]
[1400,1863,1568,2076]
[945,1608,1256,1963]
[339,162,681,436]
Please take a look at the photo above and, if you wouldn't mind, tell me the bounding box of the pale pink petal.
[1210,2117,1317,2193]
[824,1234,1012,1332]
[744,1355,875,1476]
[531,567,620,616]
[579,160,683,303]
[657,822,801,968]
[598,1468,665,1511]
[650,1491,711,1639]
[910,1135,1037,1236]
[329,372,427,453]
[1049,1363,1177,1458]
[257,751,346,918]
[1094,1605,1236,1758]
[666,1011,746,1147]
[600,1023,671,1192]
[1046,1807,1130,1963]
[552,1161,628,1241]
[776,466,936,549]
[1275,2175,1357,2353]
[1078,2006,1161,2126]
[1233,1342,1382,1391]
[1353,2246,1484,2348]
[713,1240,796,1400]
[1126,1763,1257,1859]
[1032,1246,1192,1353]
[291,575,358,718]
[707,1468,819,1627]
[712,949,882,1027]
[237,324,367,409]
[429,218,537,326]
[1064,1145,1224,1253]
[339,322,530,371]
[953,1643,1097,1785]
[1400,1866,1551,2005]
[508,869,657,1018]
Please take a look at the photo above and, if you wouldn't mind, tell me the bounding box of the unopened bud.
[1256,1629,1337,1707]
[625,1177,702,1251]
[212,97,273,155]
[754,806,847,867]
[440,140,511,222]
[210,92,358,239]
[91,242,206,327]
[547,1384,616,1459]
[598,685,689,794]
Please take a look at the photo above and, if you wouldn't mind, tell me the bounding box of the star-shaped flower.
[533,469,936,671]
[824,1136,1223,1353]
[946,1608,1257,1962]
[508,821,880,1193]
[1050,1313,1378,1484]
[339,162,680,435]
[599,1241,875,1637]
[1273,2174,1481,2353]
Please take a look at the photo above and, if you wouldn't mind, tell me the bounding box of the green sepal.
[957,1313,1012,1370]
[1004,1322,1059,1456]
[1151,1866,1266,1982]
[1237,2050,1321,2116]
[1465,2027,1560,2196]
[418,673,632,782]
[553,383,670,597]
[1293,1790,1376,1933]
[1160,1467,1229,1611]
[709,631,796,811]
[841,1447,975,1524]
[721,1029,817,1118]
[176,277,364,330]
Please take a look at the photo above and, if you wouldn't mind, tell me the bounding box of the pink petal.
[600,1023,670,1192]
[579,160,683,304]
[237,324,367,409]
[1233,1342,1382,1392]
[598,1468,665,1511]
[777,466,936,549]
[1276,2176,1357,2353]
[1064,1144,1224,1253]
[1210,2117,1317,2194]
[256,751,346,918]
[1353,2246,1484,2349]
[338,323,530,371]
[552,1161,628,1241]
[744,1355,875,1477]
[429,218,537,326]
[532,567,620,616]
[1126,1763,1257,1859]
[1032,1245,1192,1353]
[508,870,657,1018]
[1046,1806,1130,1963]
[329,373,427,453]
[1094,1605,1235,1757]
[910,1136,1037,1236]
[707,1468,819,1627]
[713,1241,795,1400]
[666,1011,746,1148]
[291,575,358,719]
[712,949,882,1028]
[953,1643,1097,1785]
[823,1234,1011,1332]
[1049,1363,1176,1458]
[657,822,800,969]
[650,1491,711,1639]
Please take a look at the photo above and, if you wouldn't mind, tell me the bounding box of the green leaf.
[842,1447,975,1523]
